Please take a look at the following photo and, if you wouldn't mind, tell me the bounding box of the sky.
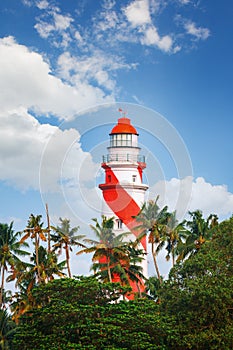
[0,0,233,277]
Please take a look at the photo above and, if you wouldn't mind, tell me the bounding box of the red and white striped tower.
[99,114,148,292]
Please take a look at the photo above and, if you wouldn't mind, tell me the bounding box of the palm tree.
[20,214,47,284]
[145,275,162,301]
[177,210,218,261]
[0,222,29,307]
[165,212,187,267]
[78,216,130,283]
[45,203,51,253]
[7,247,66,323]
[51,218,85,278]
[6,259,33,294]
[134,197,170,284]
[10,291,32,325]
[31,246,66,283]
[0,309,15,349]
[118,244,146,297]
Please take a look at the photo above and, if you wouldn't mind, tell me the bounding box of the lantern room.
[109,117,138,148]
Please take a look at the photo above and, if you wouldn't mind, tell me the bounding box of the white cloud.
[74,31,83,43]
[179,0,190,4]
[34,22,54,39]
[102,0,116,11]
[0,36,114,120]
[185,21,210,40]
[0,107,99,193]
[53,12,73,31]
[22,0,33,6]
[96,10,118,31]
[0,108,56,190]
[189,177,233,217]
[141,26,173,52]
[57,51,135,91]
[34,11,73,42]
[124,0,151,27]
[150,176,233,220]
[122,0,173,52]
[0,36,117,192]
[36,0,49,10]
[30,0,210,62]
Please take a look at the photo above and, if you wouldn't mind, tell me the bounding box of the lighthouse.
[99,114,148,282]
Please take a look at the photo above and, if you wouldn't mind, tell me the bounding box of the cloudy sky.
[0,0,232,276]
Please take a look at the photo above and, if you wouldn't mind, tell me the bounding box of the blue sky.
[0,0,233,276]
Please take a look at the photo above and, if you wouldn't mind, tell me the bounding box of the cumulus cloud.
[141,26,173,52]
[122,0,173,52]
[34,4,74,44]
[57,51,135,92]
[95,9,118,32]
[124,0,151,27]
[31,0,210,58]
[0,108,56,190]
[36,0,49,10]
[149,176,233,220]
[0,106,99,193]
[184,21,210,40]
[0,36,114,120]
[0,36,115,193]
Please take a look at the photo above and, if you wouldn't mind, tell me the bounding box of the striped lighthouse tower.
[99,113,148,290]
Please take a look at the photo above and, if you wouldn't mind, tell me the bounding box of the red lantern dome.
[110,117,138,135]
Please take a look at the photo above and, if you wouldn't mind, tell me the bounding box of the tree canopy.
[0,207,232,349]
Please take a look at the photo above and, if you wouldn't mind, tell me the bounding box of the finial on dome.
[118,108,127,118]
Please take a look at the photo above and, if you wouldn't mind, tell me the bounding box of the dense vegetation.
[0,201,232,349]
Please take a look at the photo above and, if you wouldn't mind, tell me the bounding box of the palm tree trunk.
[136,281,142,298]
[0,265,5,307]
[107,258,112,283]
[65,244,72,278]
[172,248,175,267]
[46,203,51,253]
[35,234,41,283]
[151,243,162,285]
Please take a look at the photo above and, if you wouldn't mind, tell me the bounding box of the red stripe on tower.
[99,165,146,251]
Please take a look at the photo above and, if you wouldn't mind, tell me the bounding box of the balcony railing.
[102,154,145,163]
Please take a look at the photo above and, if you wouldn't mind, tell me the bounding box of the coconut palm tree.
[0,308,15,349]
[118,244,146,297]
[51,218,85,278]
[29,246,66,283]
[78,216,130,283]
[0,222,29,307]
[145,275,162,301]
[165,212,187,267]
[134,197,170,284]
[177,210,218,262]
[20,214,47,284]
[8,285,33,325]
[6,260,33,294]
[7,247,66,323]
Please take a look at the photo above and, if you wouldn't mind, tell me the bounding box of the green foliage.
[134,197,171,283]
[159,216,233,349]
[51,218,85,278]
[145,275,161,300]
[13,276,176,350]
[78,216,145,289]
[1,210,233,349]
[0,222,29,307]
[0,309,15,349]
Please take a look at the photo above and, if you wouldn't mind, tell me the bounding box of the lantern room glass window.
[110,134,132,147]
